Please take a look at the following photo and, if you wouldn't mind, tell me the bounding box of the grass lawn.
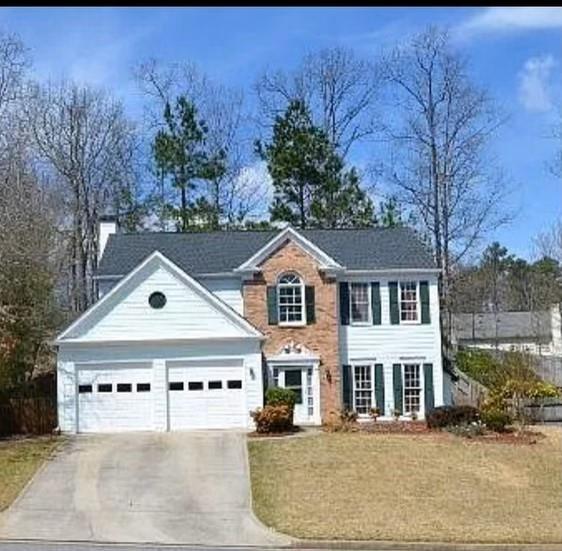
[248,428,562,543]
[0,436,61,511]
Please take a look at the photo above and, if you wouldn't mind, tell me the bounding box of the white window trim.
[349,282,371,326]
[401,362,424,417]
[351,362,375,417]
[399,280,421,325]
[277,272,306,327]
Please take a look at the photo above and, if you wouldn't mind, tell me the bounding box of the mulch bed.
[249,421,545,445]
[247,426,302,438]
[360,420,430,434]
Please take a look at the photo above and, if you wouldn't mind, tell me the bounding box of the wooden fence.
[0,375,57,437]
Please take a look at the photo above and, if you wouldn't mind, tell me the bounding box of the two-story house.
[55,219,444,432]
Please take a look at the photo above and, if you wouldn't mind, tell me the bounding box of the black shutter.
[342,364,353,410]
[305,286,315,324]
[393,363,403,414]
[374,363,384,414]
[339,282,350,325]
[423,363,434,412]
[266,286,278,325]
[389,282,400,325]
[420,281,430,324]
[371,282,381,325]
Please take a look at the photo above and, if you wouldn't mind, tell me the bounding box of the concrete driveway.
[0,432,290,546]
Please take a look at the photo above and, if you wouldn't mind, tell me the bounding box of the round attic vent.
[148,291,167,309]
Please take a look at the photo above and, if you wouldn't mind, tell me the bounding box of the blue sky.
[1,7,561,259]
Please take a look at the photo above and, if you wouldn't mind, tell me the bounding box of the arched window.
[278,272,305,325]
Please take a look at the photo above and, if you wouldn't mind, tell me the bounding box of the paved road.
[0,432,289,546]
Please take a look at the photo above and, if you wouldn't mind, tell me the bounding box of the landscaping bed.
[248,427,562,543]
[0,435,61,511]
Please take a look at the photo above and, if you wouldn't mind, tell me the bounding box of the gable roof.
[58,251,263,343]
[235,227,343,274]
[97,226,436,278]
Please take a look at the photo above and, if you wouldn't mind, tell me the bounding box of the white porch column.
[152,359,168,431]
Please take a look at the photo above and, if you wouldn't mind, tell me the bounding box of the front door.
[276,366,315,425]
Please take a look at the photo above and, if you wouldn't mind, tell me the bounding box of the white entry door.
[77,364,154,433]
[276,366,315,425]
[167,365,247,430]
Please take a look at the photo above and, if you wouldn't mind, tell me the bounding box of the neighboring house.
[452,306,562,357]
[56,220,444,433]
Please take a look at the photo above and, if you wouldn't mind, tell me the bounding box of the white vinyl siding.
[73,265,247,342]
[340,274,443,420]
[200,277,243,314]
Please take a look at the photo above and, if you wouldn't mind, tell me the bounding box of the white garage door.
[77,363,154,433]
[168,364,247,430]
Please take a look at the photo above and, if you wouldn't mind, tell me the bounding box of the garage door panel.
[77,364,154,433]
[168,365,247,430]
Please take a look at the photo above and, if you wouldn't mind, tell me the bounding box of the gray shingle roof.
[452,311,552,342]
[97,226,436,277]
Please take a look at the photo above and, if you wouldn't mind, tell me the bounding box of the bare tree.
[535,220,562,264]
[134,59,268,229]
[255,46,381,158]
[382,27,510,302]
[24,80,139,312]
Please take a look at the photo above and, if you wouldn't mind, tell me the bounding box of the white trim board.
[234,226,345,274]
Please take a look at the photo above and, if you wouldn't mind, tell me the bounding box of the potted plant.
[410,410,418,421]
[392,408,401,422]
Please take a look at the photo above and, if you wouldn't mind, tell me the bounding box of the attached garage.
[56,252,264,433]
[76,363,154,433]
[167,361,247,430]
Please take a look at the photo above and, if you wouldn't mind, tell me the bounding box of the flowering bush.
[250,405,293,434]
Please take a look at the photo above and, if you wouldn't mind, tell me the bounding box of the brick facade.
[242,240,341,420]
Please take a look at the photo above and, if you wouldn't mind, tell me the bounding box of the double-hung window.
[352,364,373,415]
[278,273,305,325]
[400,281,419,323]
[403,363,422,414]
[350,283,370,324]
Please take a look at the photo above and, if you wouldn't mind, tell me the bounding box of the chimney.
[98,215,118,261]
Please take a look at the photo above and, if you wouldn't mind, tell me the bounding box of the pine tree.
[257,100,374,229]
[153,96,225,231]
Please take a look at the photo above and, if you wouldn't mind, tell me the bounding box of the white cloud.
[518,55,557,113]
[456,7,562,39]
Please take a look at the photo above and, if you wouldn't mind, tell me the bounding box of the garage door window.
[188,381,204,391]
[78,384,92,393]
[227,380,242,389]
[209,380,222,390]
[169,382,184,391]
[98,384,112,393]
[137,383,151,392]
[117,383,132,392]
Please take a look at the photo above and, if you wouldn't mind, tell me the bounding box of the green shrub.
[456,348,503,387]
[481,407,512,433]
[426,405,479,429]
[250,405,293,434]
[265,387,297,410]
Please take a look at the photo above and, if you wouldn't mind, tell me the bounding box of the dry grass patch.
[0,436,61,511]
[248,427,562,543]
